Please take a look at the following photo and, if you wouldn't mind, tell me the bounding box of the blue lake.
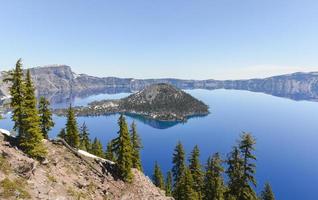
[1,89,318,200]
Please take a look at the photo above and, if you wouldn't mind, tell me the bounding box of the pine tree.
[238,133,257,200]
[19,70,47,159]
[105,140,115,161]
[174,167,199,200]
[38,96,54,139]
[165,171,173,196]
[79,122,91,151]
[189,145,204,199]
[65,105,80,148]
[130,121,143,171]
[226,146,244,199]
[91,137,104,158]
[203,153,225,200]
[153,161,165,190]
[172,141,186,185]
[112,114,133,182]
[260,183,275,200]
[58,128,66,140]
[5,59,26,136]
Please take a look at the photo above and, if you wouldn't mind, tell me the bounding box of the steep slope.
[0,132,172,200]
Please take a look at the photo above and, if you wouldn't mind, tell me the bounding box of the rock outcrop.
[0,131,172,200]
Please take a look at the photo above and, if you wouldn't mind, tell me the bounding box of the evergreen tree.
[152,161,165,190]
[91,137,104,158]
[130,121,143,171]
[112,114,133,182]
[105,140,115,161]
[172,141,186,185]
[165,171,173,196]
[203,153,225,200]
[260,183,275,200]
[19,70,47,159]
[189,145,204,199]
[5,59,26,136]
[65,105,80,148]
[79,122,91,151]
[238,133,257,200]
[58,128,66,140]
[38,96,54,139]
[174,167,199,200]
[226,146,244,199]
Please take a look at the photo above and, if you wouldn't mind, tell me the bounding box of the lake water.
[1,89,318,200]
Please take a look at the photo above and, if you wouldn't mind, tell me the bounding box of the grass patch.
[46,173,57,183]
[0,155,10,174]
[67,186,87,200]
[0,178,31,199]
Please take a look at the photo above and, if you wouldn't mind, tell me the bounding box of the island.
[54,83,209,121]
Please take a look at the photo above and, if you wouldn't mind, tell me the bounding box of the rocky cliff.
[0,132,172,200]
[1,65,318,102]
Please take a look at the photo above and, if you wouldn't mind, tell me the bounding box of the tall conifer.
[239,133,257,200]
[203,153,225,200]
[38,96,54,139]
[130,121,142,171]
[172,141,186,185]
[6,59,26,136]
[165,171,173,196]
[65,105,80,148]
[79,122,91,151]
[91,137,104,158]
[105,140,115,161]
[153,161,165,190]
[19,70,47,159]
[112,114,133,182]
[260,183,275,200]
[189,145,204,199]
[174,167,199,200]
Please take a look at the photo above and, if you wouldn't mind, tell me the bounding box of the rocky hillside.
[55,84,209,121]
[1,65,318,102]
[0,132,172,200]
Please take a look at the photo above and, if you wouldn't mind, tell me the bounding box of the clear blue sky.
[1,0,318,79]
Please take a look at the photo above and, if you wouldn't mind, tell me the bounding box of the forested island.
[54,83,209,121]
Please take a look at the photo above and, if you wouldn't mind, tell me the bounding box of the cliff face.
[0,132,172,200]
[1,65,318,102]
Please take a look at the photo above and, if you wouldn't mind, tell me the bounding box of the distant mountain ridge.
[1,65,318,102]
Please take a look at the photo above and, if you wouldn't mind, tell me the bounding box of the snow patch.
[77,149,115,164]
[0,128,15,138]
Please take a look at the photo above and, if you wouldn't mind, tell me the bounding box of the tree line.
[152,134,275,200]
[5,59,275,199]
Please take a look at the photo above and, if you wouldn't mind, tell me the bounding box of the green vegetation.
[152,133,275,200]
[58,128,66,140]
[91,137,104,158]
[111,114,133,182]
[105,140,115,161]
[203,153,225,200]
[260,183,275,200]
[6,61,47,159]
[79,122,91,151]
[65,105,80,148]
[152,161,165,190]
[189,145,204,199]
[0,178,31,199]
[38,96,54,139]
[130,121,142,171]
[165,171,173,196]
[0,155,10,174]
